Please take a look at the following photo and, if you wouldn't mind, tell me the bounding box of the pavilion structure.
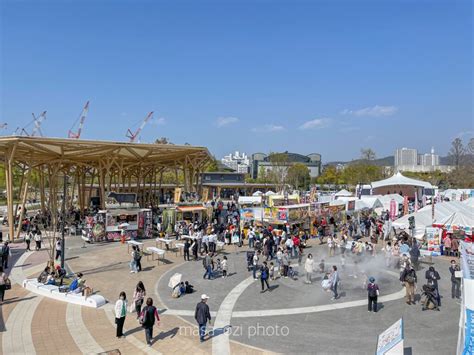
[0,136,211,240]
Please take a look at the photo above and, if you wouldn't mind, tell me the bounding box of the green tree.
[360,148,376,161]
[317,166,339,185]
[287,163,310,190]
[266,152,290,191]
[449,137,466,168]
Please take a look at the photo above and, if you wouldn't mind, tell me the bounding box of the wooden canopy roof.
[0,136,211,169]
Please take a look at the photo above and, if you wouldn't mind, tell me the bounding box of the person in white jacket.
[114,291,128,338]
[304,254,315,284]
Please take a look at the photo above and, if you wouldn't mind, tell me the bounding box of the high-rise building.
[395,148,418,166]
[221,151,250,174]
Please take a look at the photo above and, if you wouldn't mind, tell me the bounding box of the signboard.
[240,208,263,222]
[464,309,474,355]
[460,242,474,355]
[174,187,182,203]
[376,318,404,355]
[389,199,397,221]
[424,227,441,256]
[347,200,356,211]
[403,196,408,215]
[263,207,288,224]
[143,209,153,238]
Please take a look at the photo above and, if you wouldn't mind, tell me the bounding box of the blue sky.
[1,0,472,162]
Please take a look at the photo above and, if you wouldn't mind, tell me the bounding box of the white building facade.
[221,151,250,173]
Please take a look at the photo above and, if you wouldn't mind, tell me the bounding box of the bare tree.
[360,148,376,161]
[449,138,466,168]
[267,152,290,192]
[468,137,474,154]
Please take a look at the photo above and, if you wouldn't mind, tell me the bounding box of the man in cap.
[195,294,212,342]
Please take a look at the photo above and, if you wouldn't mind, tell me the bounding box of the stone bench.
[22,279,106,308]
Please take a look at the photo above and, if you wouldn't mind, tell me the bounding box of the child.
[216,258,222,273]
[221,256,228,278]
[269,262,275,280]
[319,259,325,274]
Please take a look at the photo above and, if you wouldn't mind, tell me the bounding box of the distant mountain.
[326,155,463,167]
[326,156,395,167]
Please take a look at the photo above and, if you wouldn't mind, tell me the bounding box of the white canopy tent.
[463,197,474,208]
[372,172,433,189]
[434,210,474,234]
[335,189,353,197]
[393,201,474,237]
[252,191,263,196]
[265,190,276,196]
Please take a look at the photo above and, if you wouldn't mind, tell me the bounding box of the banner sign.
[464,309,474,355]
[263,207,288,224]
[143,209,153,238]
[403,196,408,216]
[240,208,263,222]
[347,200,355,211]
[376,318,404,355]
[424,227,441,256]
[461,241,474,280]
[389,199,397,221]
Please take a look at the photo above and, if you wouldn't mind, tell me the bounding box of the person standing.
[1,242,10,269]
[443,235,452,256]
[425,266,441,306]
[25,230,32,251]
[135,247,142,272]
[133,281,146,319]
[330,265,340,300]
[114,291,127,338]
[449,260,461,299]
[409,241,421,270]
[194,294,211,343]
[140,297,160,347]
[400,265,417,305]
[260,261,270,292]
[367,277,380,312]
[202,252,213,280]
[304,254,314,284]
[130,246,138,273]
[184,239,191,261]
[34,230,42,251]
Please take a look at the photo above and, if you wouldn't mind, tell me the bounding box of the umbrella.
[168,273,182,289]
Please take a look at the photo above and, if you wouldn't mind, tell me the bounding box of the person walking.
[367,277,380,312]
[135,247,142,272]
[114,291,128,338]
[194,294,211,343]
[34,230,42,251]
[55,239,62,261]
[400,265,417,305]
[425,266,441,306]
[330,265,339,300]
[409,241,420,270]
[282,250,290,278]
[304,253,314,284]
[140,297,160,347]
[25,230,32,251]
[252,250,260,280]
[1,242,10,269]
[0,266,9,304]
[133,281,146,319]
[449,260,461,299]
[260,261,270,292]
[202,252,213,280]
[129,246,138,273]
[221,256,228,278]
[184,239,191,261]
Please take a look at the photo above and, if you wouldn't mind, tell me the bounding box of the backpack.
[261,269,268,280]
[368,284,378,297]
[139,306,148,325]
[133,250,141,261]
[405,273,415,284]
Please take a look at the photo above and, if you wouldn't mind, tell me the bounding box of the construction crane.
[14,111,47,136]
[68,101,90,139]
[126,111,153,143]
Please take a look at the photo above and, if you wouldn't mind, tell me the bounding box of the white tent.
[265,190,276,196]
[359,196,384,209]
[393,201,474,233]
[335,189,353,197]
[463,197,474,208]
[252,191,263,196]
[434,210,474,233]
[371,172,432,189]
[238,196,262,205]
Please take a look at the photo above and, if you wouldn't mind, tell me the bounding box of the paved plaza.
[0,235,460,355]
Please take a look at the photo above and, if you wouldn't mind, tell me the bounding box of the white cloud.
[299,118,331,130]
[341,105,398,117]
[151,117,166,126]
[252,124,285,132]
[216,116,239,127]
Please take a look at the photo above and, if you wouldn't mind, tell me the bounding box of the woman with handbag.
[133,281,146,319]
[114,291,128,338]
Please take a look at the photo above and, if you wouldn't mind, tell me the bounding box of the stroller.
[421,284,440,311]
[246,250,255,272]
